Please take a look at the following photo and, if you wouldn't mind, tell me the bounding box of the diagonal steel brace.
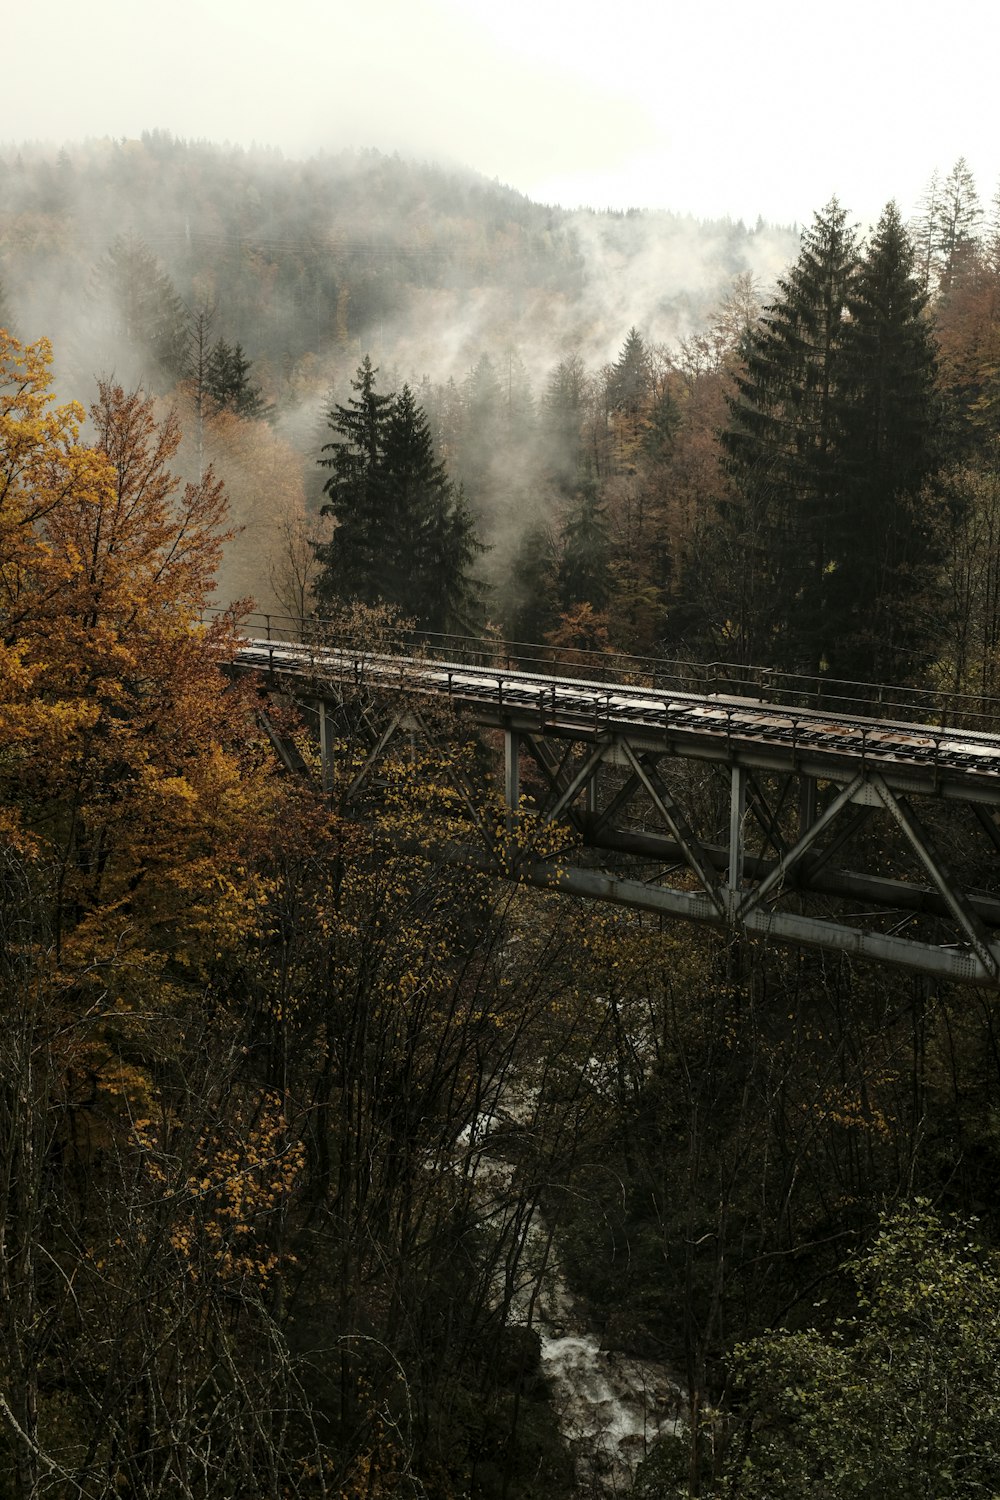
[872,775,999,980]
[737,773,866,920]
[620,743,726,915]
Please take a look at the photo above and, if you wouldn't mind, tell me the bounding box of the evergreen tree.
[314,360,481,632]
[381,383,481,631]
[505,520,559,643]
[541,354,587,493]
[831,202,941,681]
[934,157,982,291]
[500,347,536,448]
[606,326,650,417]
[315,355,395,611]
[911,168,943,292]
[91,234,189,389]
[719,201,940,683]
[641,382,681,464]
[205,338,267,419]
[720,200,858,670]
[184,304,216,478]
[458,353,505,503]
[557,474,611,611]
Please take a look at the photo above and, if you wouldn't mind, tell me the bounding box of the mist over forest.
[7,133,1000,1499]
[0,132,798,622]
[1,133,795,381]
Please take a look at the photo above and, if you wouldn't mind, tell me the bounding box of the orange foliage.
[933,256,1000,427]
[545,600,613,663]
[182,403,311,616]
[0,331,279,977]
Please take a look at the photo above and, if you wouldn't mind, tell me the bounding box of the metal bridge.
[231,620,1000,988]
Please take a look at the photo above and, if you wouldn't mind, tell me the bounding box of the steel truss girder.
[305,692,1000,988]
[501,732,1000,985]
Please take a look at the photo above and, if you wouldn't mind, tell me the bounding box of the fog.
[0,134,801,619]
[10,0,1000,228]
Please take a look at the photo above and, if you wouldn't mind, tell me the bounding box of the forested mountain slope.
[0,133,793,392]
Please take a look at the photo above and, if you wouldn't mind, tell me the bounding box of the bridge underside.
[250,667,1000,988]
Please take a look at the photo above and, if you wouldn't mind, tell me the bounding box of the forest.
[4,135,1000,1497]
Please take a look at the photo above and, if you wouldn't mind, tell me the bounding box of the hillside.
[0,133,796,396]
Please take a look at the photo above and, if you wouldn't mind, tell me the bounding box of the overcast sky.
[8,0,998,228]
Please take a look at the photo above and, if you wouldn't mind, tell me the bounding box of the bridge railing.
[213,608,1000,735]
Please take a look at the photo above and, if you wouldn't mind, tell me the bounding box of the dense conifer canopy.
[314,358,481,631]
[719,199,940,679]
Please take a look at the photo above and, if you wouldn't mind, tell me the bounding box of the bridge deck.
[234,639,1000,801]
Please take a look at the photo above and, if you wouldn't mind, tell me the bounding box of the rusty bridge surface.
[229,617,1000,988]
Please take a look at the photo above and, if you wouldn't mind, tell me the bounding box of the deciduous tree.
[728,1202,1000,1499]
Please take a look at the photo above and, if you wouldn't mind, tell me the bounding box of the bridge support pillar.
[504,730,520,829]
[586,765,599,816]
[317,699,333,794]
[798,775,816,839]
[727,765,746,916]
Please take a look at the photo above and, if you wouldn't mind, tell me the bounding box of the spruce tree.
[315,356,395,611]
[506,521,559,643]
[832,202,941,681]
[606,326,652,475]
[458,353,505,502]
[557,475,611,611]
[205,339,267,419]
[541,354,587,493]
[934,157,982,291]
[720,199,858,671]
[91,234,189,389]
[314,361,481,632]
[381,383,480,631]
[719,200,940,684]
[607,326,650,417]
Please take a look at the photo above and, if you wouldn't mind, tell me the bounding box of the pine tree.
[541,354,587,493]
[458,353,505,503]
[91,234,189,389]
[381,383,481,631]
[911,168,943,292]
[607,326,650,418]
[719,201,940,683]
[505,521,559,643]
[934,157,982,292]
[605,326,652,476]
[500,347,536,448]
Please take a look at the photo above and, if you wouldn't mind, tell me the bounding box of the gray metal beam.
[343,714,403,802]
[728,765,747,915]
[517,733,587,834]
[449,848,996,986]
[585,825,1000,929]
[544,744,612,824]
[619,743,725,915]
[504,729,520,813]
